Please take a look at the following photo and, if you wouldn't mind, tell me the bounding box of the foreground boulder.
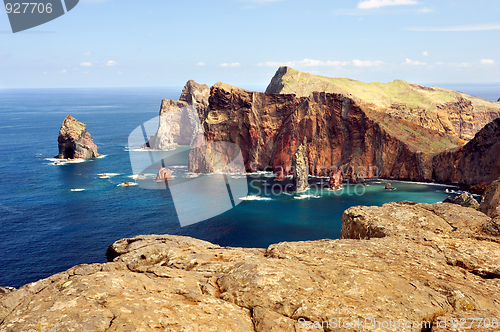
[57,114,99,159]
[1,202,500,331]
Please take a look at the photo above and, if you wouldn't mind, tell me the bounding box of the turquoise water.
[0,86,490,288]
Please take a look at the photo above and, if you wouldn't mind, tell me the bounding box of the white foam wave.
[46,158,87,165]
[97,155,107,159]
[386,180,458,188]
[238,195,272,201]
[294,194,321,200]
[70,188,85,192]
[128,173,155,179]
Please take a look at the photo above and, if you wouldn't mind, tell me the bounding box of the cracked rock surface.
[1,202,500,331]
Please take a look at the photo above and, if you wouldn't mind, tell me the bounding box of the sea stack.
[329,168,343,190]
[385,182,395,190]
[57,114,99,159]
[293,137,309,192]
[155,167,173,181]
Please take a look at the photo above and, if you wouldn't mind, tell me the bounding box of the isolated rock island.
[57,114,99,159]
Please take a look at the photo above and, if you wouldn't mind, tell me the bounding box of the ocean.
[0,83,498,288]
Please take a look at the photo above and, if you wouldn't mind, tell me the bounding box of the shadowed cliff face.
[433,118,500,185]
[189,82,433,181]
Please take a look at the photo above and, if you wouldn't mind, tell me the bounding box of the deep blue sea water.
[0,84,498,288]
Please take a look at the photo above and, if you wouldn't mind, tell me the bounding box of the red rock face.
[190,83,435,181]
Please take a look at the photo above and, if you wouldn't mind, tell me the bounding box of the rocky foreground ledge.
[1,202,500,331]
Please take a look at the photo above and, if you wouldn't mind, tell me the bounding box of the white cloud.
[82,51,92,56]
[257,59,349,67]
[423,51,428,56]
[147,10,153,14]
[357,0,419,10]
[417,7,433,13]
[80,62,92,67]
[219,62,241,67]
[481,59,495,65]
[407,23,500,32]
[147,32,153,37]
[195,62,206,66]
[106,60,119,66]
[405,58,426,65]
[59,69,67,74]
[449,62,472,68]
[352,59,383,67]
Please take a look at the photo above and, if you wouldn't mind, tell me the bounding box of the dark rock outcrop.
[384,182,395,190]
[2,202,500,331]
[433,118,500,185]
[293,138,308,192]
[57,114,99,159]
[480,177,500,218]
[443,192,479,209]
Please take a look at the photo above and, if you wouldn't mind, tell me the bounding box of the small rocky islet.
[2,68,500,330]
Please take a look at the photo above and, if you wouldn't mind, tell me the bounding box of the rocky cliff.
[188,81,435,181]
[1,202,500,331]
[150,68,500,186]
[146,80,209,150]
[57,114,99,159]
[433,118,500,185]
[267,66,500,142]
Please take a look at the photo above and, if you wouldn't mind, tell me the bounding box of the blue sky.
[1,0,499,88]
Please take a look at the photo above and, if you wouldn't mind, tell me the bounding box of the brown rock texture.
[57,114,99,159]
[147,80,209,150]
[433,118,500,185]
[2,202,500,331]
